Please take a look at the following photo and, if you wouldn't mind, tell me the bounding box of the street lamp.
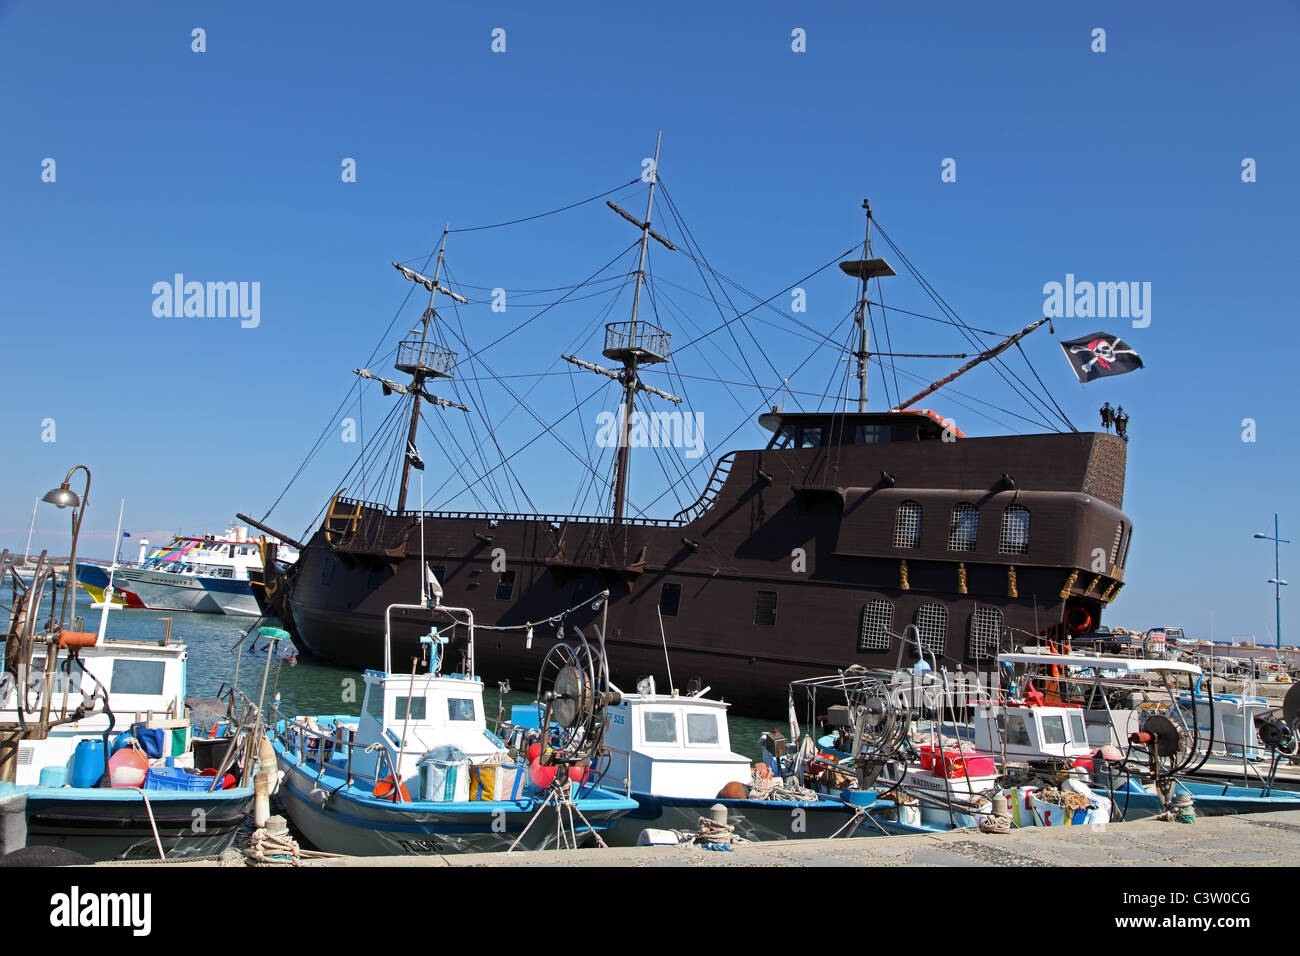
[42,465,91,630]
[1253,514,1289,654]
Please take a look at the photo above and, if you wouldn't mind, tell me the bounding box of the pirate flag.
[406,441,425,471]
[1059,332,1144,384]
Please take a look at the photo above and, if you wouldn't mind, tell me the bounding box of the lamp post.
[1253,515,1289,654]
[42,465,91,631]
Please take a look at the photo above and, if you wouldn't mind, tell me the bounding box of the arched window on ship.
[893,501,923,549]
[914,603,947,657]
[858,600,893,651]
[968,606,1003,660]
[948,502,978,551]
[999,505,1031,555]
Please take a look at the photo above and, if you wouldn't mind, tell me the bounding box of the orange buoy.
[373,775,411,802]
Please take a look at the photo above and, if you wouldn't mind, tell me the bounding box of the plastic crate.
[143,766,212,792]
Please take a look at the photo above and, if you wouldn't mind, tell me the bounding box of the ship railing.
[333,495,689,528]
[671,451,737,524]
[274,706,409,798]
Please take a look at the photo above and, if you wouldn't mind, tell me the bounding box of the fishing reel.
[1129,713,1187,779]
[1255,684,1300,756]
[842,677,911,788]
[534,626,620,771]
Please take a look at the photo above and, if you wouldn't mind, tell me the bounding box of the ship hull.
[269,431,1134,715]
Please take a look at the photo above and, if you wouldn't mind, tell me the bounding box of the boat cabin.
[350,669,506,782]
[601,681,751,799]
[0,637,190,786]
[759,409,965,449]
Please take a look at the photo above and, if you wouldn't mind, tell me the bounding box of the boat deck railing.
[333,495,691,529]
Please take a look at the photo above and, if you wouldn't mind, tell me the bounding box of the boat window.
[999,505,1031,555]
[1004,713,1031,746]
[753,591,778,627]
[858,600,893,651]
[1040,715,1068,746]
[772,425,796,450]
[893,501,922,549]
[495,570,515,601]
[447,698,476,722]
[1069,713,1087,746]
[659,582,681,617]
[110,660,165,696]
[393,696,427,721]
[856,424,891,444]
[686,712,719,745]
[642,710,678,744]
[365,687,384,722]
[947,503,978,551]
[797,426,823,448]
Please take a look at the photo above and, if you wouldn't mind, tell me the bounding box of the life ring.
[373,775,410,802]
[1067,607,1092,634]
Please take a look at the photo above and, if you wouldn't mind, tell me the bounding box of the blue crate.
[143,766,213,792]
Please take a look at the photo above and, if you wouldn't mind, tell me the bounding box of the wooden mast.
[396,229,447,514]
[563,133,680,525]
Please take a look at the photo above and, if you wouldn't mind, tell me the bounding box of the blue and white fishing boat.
[1,550,255,862]
[585,676,881,844]
[271,593,635,855]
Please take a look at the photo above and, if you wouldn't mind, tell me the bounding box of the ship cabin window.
[969,606,1003,660]
[893,501,923,549]
[659,582,681,617]
[858,600,893,651]
[393,696,426,721]
[495,571,515,601]
[1069,713,1087,747]
[447,698,476,722]
[110,659,165,696]
[947,503,979,552]
[643,710,678,744]
[365,687,384,722]
[686,712,720,746]
[1040,715,1068,747]
[797,426,823,448]
[1000,712,1032,747]
[999,505,1031,555]
[754,591,778,627]
[856,424,891,444]
[914,603,947,657]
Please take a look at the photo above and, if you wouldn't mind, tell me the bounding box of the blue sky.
[2,1,1297,644]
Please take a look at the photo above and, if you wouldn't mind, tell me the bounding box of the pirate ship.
[247,144,1134,713]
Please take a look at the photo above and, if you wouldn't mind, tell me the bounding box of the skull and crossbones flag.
[1059,332,1144,384]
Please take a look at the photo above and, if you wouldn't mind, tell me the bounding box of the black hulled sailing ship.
[248,148,1133,713]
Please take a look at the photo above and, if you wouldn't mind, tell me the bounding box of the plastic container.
[417,746,470,802]
[68,740,106,788]
[143,766,213,792]
[38,766,67,788]
[938,751,997,779]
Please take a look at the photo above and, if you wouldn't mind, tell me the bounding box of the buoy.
[528,759,557,789]
[107,746,148,788]
[526,742,542,763]
[373,775,411,802]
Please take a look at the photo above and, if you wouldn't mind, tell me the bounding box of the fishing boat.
[246,143,1140,715]
[0,547,255,862]
[271,586,636,855]
[573,675,881,844]
[78,526,298,616]
[973,651,1300,820]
